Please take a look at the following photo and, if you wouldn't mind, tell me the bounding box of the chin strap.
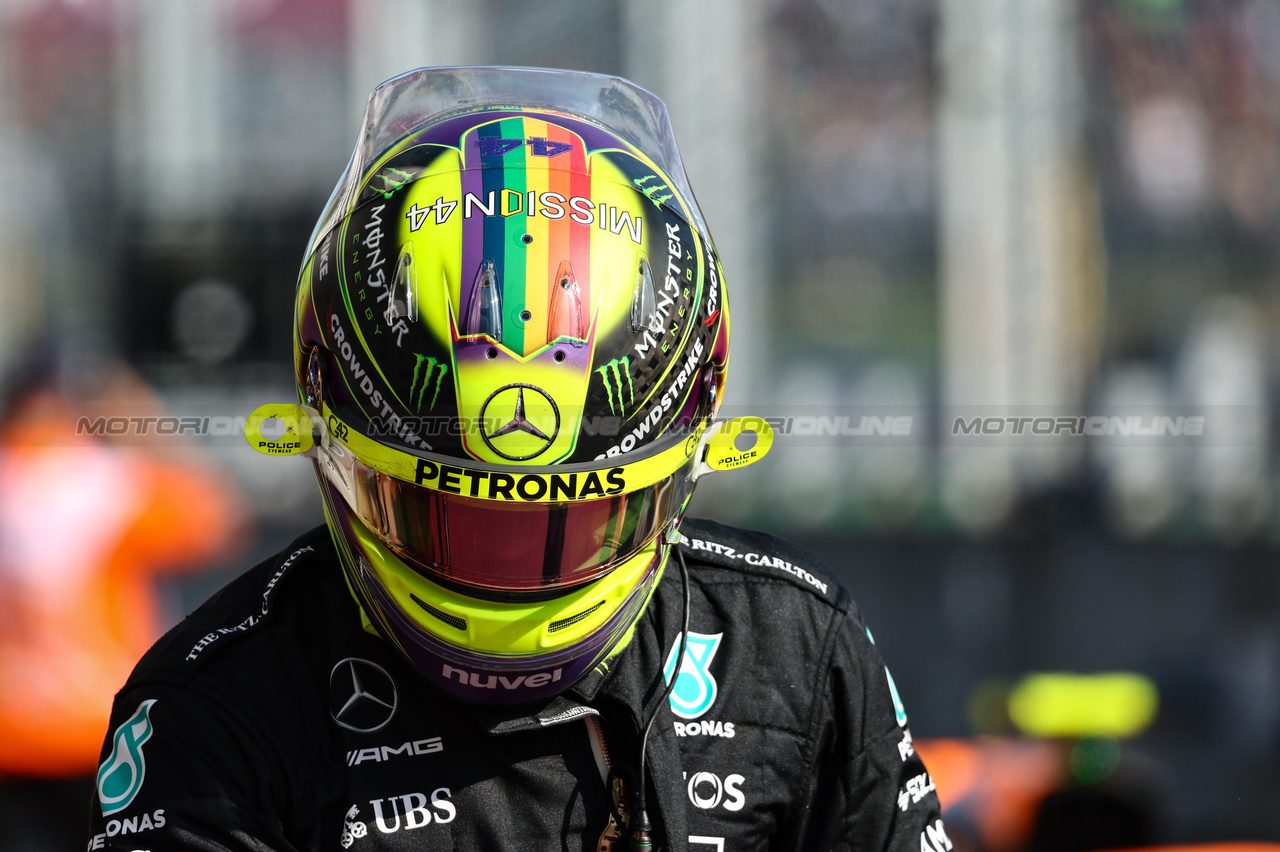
[627,531,690,851]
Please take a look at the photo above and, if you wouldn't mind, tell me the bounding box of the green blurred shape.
[1119,0,1187,33]
[1069,736,1123,786]
[1007,672,1158,739]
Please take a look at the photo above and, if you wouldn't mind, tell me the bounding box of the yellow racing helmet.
[248,67,771,703]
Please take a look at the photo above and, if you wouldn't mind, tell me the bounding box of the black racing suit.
[87,518,946,851]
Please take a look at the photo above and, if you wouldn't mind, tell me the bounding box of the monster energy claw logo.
[97,699,157,816]
[634,175,673,207]
[596,357,635,416]
[411,354,449,411]
[373,166,415,198]
[663,632,723,720]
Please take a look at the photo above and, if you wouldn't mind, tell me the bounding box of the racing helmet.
[251,67,769,703]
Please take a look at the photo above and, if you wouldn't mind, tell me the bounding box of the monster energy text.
[353,203,395,331]
[634,221,685,358]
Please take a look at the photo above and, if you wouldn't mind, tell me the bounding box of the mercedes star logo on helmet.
[479,383,560,460]
[330,658,398,733]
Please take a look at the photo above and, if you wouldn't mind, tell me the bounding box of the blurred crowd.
[723,0,1280,541]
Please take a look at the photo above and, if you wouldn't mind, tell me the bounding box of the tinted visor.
[334,448,683,594]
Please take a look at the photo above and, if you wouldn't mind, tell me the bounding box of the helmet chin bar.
[319,483,668,704]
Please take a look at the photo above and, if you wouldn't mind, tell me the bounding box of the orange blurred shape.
[914,737,983,807]
[915,737,1065,852]
[0,388,247,778]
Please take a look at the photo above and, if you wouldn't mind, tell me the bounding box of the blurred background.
[1,0,1279,848]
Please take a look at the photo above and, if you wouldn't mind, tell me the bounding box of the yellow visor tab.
[698,416,774,475]
[245,404,316,456]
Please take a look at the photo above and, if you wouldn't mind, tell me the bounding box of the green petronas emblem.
[596,357,635,416]
[97,699,157,816]
[411,354,449,411]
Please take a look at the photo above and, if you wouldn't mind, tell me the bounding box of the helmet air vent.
[410,594,467,631]
[548,599,607,633]
[305,347,324,408]
[630,256,657,335]
[547,260,586,346]
[383,244,418,327]
[464,258,503,340]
